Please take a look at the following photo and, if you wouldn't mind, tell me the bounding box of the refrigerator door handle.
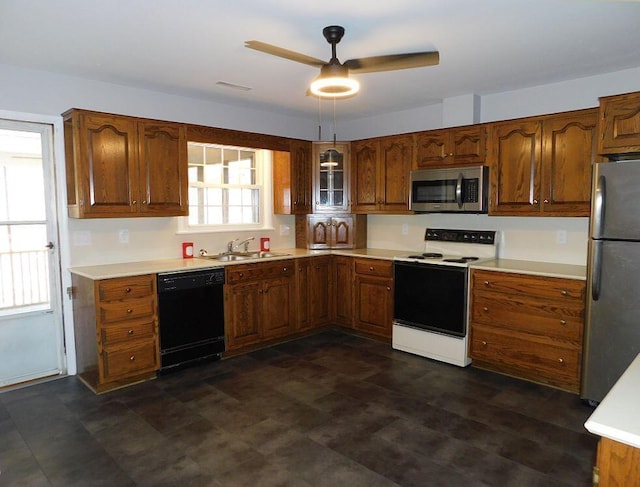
[592,240,603,301]
[593,175,606,238]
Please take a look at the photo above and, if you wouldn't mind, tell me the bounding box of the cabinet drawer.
[470,325,580,391]
[102,340,158,381]
[101,320,156,345]
[226,260,295,283]
[98,296,156,324]
[472,270,585,301]
[354,258,393,278]
[471,293,583,341]
[97,274,155,301]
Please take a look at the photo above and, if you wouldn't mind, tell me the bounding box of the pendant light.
[320,98,340,167]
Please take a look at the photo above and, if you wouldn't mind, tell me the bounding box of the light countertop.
[585,353,640,449]
[471,258,587,280]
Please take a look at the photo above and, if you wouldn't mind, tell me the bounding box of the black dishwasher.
[157,267,225,371]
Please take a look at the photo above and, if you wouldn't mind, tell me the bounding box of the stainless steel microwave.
[410,165,489,213]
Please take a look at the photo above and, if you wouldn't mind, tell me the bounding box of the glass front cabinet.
[313,142,350,213]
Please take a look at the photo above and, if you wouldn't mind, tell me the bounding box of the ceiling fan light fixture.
[310,76,360,98]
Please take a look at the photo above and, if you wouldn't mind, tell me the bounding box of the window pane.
[205,147,222,165]
[204,163,222,184]
[188,145,203,164]
[227,188,242,206]
[206,188,222,205]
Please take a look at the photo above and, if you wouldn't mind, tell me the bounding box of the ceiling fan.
[245,25,440,98]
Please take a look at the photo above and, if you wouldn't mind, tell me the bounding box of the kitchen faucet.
[227,236,255,252]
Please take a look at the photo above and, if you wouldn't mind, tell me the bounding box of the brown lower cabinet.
[224,260,296,350]
[71,273,160,393]
[352,258,394,339]
[296,256,332,331]
[469,268,585,392]
[332,255,354,328]
[594,437,640,487]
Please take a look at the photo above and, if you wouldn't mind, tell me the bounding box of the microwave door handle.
[455,173,464,209]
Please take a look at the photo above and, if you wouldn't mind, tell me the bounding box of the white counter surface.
[585,353,640,448]
[471,258,586,280]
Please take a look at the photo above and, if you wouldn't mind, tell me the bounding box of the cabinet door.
[452,126,486,165]
[541,110,596,216]
[488,120,542,215]
[262,276,294,339]
[224,282,262,349]
[598,91,640,156]
[379,135,412,212]
[353,275,393,338]
[309,257,331,327]
[332,256,353,327]
[307,215,332,249]
[138,122,188,216]
[296,259,311,330]
[313,142,350,212]
[351,139,380,213]
[290,140,312,214]
[415,130,449,168]
[332,216,354,248]
[78,113,138,216]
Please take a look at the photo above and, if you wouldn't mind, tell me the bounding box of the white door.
[0,119,65,387]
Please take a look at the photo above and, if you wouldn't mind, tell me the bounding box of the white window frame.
[178,143,273,235]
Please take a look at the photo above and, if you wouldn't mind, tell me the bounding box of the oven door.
[393,261,468,336]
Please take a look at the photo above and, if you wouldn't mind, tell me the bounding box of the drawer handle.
[130,355,136,362]
[125,287,131,293]
[558,358,564,364]
[483,306,488,312]
[128,329,134,335]
[483,281,490,286]
[127,308,133,314]
[560,320,567,326]
[561,290,568,296]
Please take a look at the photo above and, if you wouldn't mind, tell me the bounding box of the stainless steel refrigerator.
[582,160,640,403]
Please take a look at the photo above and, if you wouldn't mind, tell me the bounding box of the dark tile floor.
[1,330,598,486]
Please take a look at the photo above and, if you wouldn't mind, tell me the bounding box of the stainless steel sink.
[198,251,291,261]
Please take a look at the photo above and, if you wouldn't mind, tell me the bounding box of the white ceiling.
[1,0,640,120]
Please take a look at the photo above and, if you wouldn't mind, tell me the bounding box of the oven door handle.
[455,173,464,209]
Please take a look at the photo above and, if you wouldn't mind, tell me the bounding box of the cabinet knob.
[132,200,137,205]
[369,266,374,271]
[130,355,136,362]
[239,272,244,278]
[483,306,488,312]
[142,200,148,205]
[481,341,488,346]
[483,281,489,286]
[558,358,564,364]
[127,308,133,314]
[283,267,288,271]
[128,329,134,335]
[125,287,131,293]
[560,319,567,326]
[543,199,549,204]
[386,286,391,291]
[561,290,568,296]
[533,199,538,204]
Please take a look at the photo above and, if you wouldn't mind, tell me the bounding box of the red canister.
[260,237,270,252]
[182,242,194,258]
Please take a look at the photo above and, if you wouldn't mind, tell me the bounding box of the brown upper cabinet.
[312,142,350,213]
[63,109,188,218]
[488,109,597,216]
[351,135,412,214]
[598,91,640,158]
[273,140,313,215]
[415,125,486,168]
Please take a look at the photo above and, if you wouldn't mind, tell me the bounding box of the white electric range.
[392,228,499,366]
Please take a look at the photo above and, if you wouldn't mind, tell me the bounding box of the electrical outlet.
[556,229,567,245]
[401,224,409,235]
[118,229,129,244]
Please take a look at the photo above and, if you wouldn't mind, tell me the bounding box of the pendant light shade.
[310,63,359,98]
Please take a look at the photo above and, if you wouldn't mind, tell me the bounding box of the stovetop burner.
[443,256,480,263]
[422,252,444,258]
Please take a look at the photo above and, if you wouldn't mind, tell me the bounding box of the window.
[185,142,271,231]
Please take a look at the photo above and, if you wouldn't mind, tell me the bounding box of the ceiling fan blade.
[245,40,327,68]
[344,51,440,74]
